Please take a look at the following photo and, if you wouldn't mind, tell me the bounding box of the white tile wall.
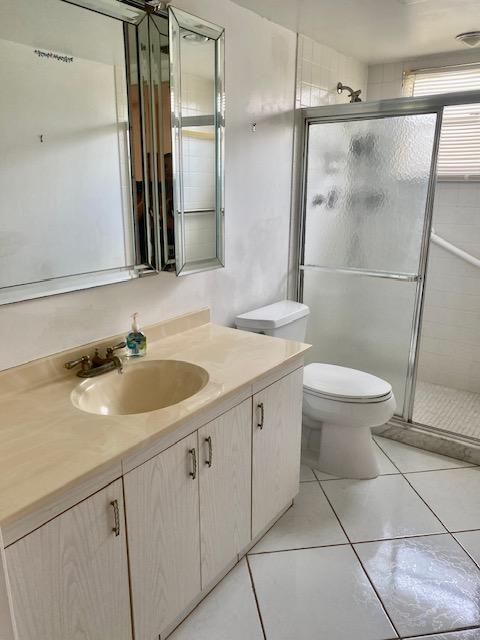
[296,34,368,108]
[419,182,480,393]
[184,212,217,262]
[366,52,480,394]
[181,72,217,261]
[366,62,403,101]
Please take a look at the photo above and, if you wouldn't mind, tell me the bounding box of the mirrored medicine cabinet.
[0,0,225,304]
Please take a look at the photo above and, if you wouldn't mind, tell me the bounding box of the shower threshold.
[374,382,480,467]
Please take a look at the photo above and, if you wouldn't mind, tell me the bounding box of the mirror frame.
[168,6,225,276]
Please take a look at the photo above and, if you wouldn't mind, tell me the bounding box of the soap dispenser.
[126,312,147,357]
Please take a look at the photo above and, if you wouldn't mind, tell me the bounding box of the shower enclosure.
[295,91,480,447]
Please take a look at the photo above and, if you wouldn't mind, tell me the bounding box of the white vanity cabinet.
[1,364,304,640]
[252,368,304,537]
[124,431,201,640]
[124,401,252,639]
[5,479,131,640]
[198,399,252,588]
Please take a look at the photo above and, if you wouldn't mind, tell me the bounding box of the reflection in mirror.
[149,15,175,267]
[180,33,217,265]
[169,7,225,275]
[0,0,151,304]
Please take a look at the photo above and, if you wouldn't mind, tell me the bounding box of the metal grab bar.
[431,228,480,269]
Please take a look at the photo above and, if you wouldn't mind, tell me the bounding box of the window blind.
[404,66,480,180]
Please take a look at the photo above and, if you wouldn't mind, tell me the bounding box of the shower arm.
[336,82,362,103]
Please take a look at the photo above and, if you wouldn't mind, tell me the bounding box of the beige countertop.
[0,310,309,530]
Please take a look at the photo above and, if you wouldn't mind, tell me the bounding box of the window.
[404,66,480,180]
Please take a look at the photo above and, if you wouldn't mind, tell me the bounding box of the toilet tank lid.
[235,301,310,330]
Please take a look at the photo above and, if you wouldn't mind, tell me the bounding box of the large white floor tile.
[249,482,347,554]
[322,475,445,542]
[406,468,480,531]
[454,531,480,567]
[312,441,399,481]
[355,535,480,637]
[404,630,480,640]
[375,437,474,473]
[248,546,397,640]
[300,464,316,482]
[168,560,263,640]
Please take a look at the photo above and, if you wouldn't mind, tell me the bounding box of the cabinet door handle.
[110,500,120,537]
[205,436,213,468]
[189,448,197,479]
[257,402,264,429]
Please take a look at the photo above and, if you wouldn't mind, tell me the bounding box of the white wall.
[0,0,297,371]
[420,182,480,393]
[367,51,480,394]
[296,34,368,108]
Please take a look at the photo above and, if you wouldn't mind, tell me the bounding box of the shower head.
[337,82,362,103]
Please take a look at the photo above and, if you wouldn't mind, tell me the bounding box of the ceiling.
[229,0,480,64]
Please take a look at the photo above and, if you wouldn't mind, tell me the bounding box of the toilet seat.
[303,363,393,404]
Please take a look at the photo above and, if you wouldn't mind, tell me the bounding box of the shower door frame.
[292,90,480,427]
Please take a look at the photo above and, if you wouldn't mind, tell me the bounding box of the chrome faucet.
[64,342,126,377]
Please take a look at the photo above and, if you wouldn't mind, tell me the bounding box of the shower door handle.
[300,265,421,282]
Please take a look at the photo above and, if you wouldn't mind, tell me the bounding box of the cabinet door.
[124,432,200,639]
[252,368,304,538]
[198,400,251,588]
[6,480,131,640]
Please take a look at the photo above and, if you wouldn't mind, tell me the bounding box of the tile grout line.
[373,438,479,475]
[400,470,452,533]
[451,532,480,573]
[316,476,402,640]
[397,465,478,475]
[245,554,268,640]
[313,471,402,482]
[248,530,454,557]
[402,622,480,639]
[164,559,254,638]
[249,541,351,555]
[374,438,453,533]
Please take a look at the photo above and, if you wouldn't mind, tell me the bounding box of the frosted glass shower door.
[301,112,439,415]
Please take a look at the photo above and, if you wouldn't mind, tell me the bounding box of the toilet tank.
[235,301,310,341]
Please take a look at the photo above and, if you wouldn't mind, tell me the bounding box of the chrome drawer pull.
[189,448,197,479]
[205,436,213,468]
[110,500,120,537]
[257,402,264,429]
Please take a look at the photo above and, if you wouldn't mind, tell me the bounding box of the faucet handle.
[64,355,92,372]
[106,341,127,357]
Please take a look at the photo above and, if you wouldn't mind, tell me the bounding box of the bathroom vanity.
[0,310,308,640]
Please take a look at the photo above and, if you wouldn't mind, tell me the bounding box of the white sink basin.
[71,360,209,416]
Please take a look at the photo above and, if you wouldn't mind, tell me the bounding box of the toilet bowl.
[302,363,396,479]
[235,300,396,480]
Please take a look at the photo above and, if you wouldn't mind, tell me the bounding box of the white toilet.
[235,300,396,479]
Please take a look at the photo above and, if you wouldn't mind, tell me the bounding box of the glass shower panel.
[303,269,418,411]
[304,114,437,274]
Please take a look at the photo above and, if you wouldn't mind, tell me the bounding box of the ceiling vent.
[456,31,480,47]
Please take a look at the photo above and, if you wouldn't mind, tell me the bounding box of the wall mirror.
[0,0,225,305]
[0,0,160,304]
